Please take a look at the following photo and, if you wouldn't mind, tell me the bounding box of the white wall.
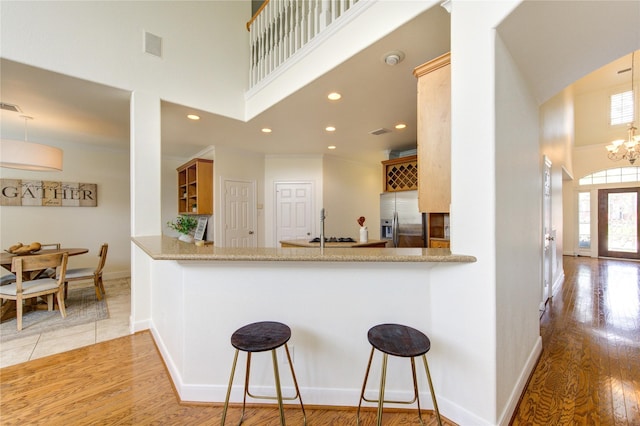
[0,140,130,278]
[212,145,265,247]
[0,1,250,121]
[322,156,381,239]
[539,89,573,283]
[575,80,638,148]
[446,1,546,424]
[494,35,544,421]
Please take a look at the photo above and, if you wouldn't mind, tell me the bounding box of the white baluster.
[277,0,283,67]
[247,0,360,87]
[311,0,318,39]
[283,0,290,61]
[260,13,266,83]
[307,0,312,45]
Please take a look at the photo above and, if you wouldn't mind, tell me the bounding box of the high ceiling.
[0,6,449,166]
[0,2,636,163]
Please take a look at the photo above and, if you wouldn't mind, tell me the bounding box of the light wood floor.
[1,256,638,425]
[511,256,640,425]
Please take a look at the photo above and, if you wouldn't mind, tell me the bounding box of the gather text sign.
[0,179,98,207]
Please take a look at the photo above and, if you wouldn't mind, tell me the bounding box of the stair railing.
[247,0,361,88]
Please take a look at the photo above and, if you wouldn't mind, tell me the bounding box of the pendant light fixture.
[606,51,640,164]
[0,115,63,171]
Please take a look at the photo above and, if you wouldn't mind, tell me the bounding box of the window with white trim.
[610,90,634,125]
[579,167,640,185]
[578,192,591,249]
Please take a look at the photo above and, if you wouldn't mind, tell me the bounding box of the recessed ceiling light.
[327,92,341,101]
[395,123,407,130]
[328,145,336,150]
[325,126,336,132]
[261,128,272,133]
[187,114,200,120]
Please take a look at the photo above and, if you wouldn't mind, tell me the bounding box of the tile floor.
[0,277,131,368]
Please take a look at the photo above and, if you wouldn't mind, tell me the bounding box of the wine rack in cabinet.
[177,158,213,215]
[381,155,418,192]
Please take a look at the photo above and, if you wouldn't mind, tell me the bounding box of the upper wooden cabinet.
[177,158,213,215]
[381,155,418,192]
[414,52,451,213]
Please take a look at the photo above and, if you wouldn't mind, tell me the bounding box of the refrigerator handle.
[392,211,399,248]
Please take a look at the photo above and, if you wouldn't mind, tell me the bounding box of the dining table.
[0,247,89,321]
[1,247,89,279]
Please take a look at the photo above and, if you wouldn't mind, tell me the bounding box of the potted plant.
[167,215,198,243]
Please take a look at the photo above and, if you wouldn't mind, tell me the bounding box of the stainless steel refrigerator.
[380,190,427,247]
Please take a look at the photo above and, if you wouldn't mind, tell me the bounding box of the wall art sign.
[0,179,98,207]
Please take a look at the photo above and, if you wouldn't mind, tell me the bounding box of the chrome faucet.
[320,208,326,249]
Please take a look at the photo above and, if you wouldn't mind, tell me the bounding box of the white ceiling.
[0,6,449,166]
[0,2,637,164]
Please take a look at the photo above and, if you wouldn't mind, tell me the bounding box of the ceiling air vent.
[0,102,22,113]
[369,128,391,136]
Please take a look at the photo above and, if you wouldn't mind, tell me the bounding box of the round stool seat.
[367,323,431,358]
[231,321,291,353]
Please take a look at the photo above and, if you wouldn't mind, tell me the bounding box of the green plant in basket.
[167,215,198,235]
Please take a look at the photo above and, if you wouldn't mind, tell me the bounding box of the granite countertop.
[280,238,388,248]
[132,235,476,263]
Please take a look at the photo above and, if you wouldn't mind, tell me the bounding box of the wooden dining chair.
[64,243,108,301]
[41,243,62,278]
[0,252,68,331]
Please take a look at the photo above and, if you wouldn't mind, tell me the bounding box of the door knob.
[248,231,254,235]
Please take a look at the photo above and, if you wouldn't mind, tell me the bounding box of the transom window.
[579,167,640,185]
[610,90,634,126]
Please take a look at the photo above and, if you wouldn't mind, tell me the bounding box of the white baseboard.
[497,336,543,425]
[552,269,564,298]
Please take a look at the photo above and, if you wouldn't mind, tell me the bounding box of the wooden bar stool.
[221,321,306,426]
[357,323,442,426]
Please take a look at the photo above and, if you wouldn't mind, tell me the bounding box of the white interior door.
[542,156,553,311]
[223,179,256,247]
[275,182,313,245]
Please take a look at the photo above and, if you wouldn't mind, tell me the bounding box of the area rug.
[0,287,108,342]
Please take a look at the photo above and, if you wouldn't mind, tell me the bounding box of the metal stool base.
[356,347,443,426]
[221,343,306,426]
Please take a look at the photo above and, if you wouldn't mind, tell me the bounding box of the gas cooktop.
[308,237,356,243]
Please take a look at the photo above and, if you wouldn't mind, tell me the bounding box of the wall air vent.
[144,31,163,58]
[0,102,22,113]
[369,128,391,136]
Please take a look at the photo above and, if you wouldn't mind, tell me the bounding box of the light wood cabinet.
[414,52,451,213]
[428,212,449,248]
[177,158,213,215]
[430,239,450,249]
[381,155,418,192]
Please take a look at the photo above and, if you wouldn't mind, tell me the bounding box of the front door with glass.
[598,187,640,259]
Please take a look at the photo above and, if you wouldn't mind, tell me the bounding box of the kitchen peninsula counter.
[130,235,477,413]
[132,235,476,263]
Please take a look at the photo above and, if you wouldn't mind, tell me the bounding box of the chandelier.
[606,51,640,164]
[0,115,63,171]
[606,124,640,164]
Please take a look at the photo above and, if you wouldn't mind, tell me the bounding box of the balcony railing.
[247,0,361,89]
